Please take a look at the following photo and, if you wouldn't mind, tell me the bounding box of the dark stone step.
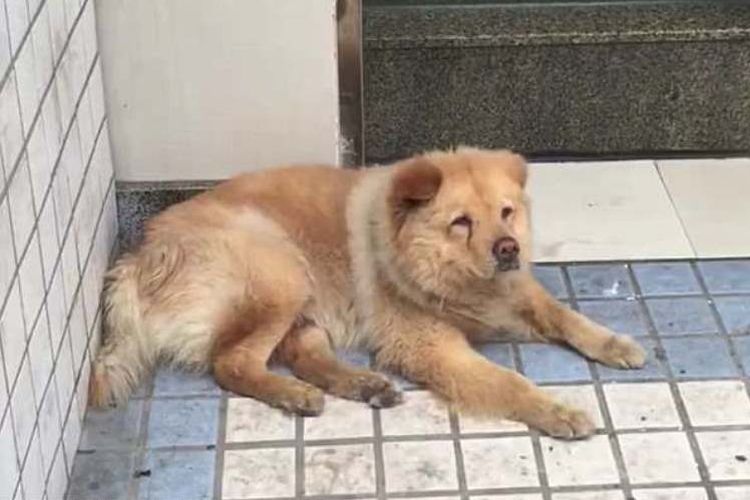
[363,1,750,163]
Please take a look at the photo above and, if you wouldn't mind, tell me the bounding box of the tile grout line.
[372,405,387,500]
[562,264,634,497]
[212,393,229,500]
[448,411,469,500]
[295,414,305,499]
[625,262,718,500]
[125,371,155,500]
[509,341,551,500]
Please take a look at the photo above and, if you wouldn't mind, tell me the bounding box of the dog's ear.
[389,156,443,226]
[504,152,528,188]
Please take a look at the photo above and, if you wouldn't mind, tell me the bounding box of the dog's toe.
[532,403,595,440]
[596,335,646,369]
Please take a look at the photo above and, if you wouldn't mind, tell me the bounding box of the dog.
[90,147,645,439]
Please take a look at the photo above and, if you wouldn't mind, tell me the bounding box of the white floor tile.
[461,437,538,489]
[529,161,693,262]
[459,414,527,434]
[474,495,543,500]
[304,444,376,495]
[552,492,624,500]
[225,398,294,443]
[715,486,750,500]
[382,440,458,492]
[222,448,295,499]
[603,383,680,429]
[679,381,750,427]
[696,430,750,481]
[545,385,604,429]
[630,487,707,500]
[658,158,750,258]
[540,435,619,486]
[619,432,700,484]
[380,391,451,436]
[305,397,374,440]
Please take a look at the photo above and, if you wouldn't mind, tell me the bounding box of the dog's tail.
[89,254,154,407]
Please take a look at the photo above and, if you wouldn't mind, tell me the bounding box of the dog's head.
[386,147,531,295]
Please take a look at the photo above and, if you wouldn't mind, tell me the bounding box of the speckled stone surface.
[116,185,208,251]
[363,2,750,162]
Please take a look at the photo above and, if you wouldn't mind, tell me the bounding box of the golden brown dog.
[90,147,645,439]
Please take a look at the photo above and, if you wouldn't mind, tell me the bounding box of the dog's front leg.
[515,276,646,369]
[378,327,594,439]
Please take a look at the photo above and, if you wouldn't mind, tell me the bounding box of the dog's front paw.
[595,334,646,369]
[529,402,595,440]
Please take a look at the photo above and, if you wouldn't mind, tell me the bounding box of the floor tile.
[153,369,221,397]
[222,448,295,499]
[696,430,750,480]
[79,400,144,450]
[147,399,219,447]
[679,381,750,426]
[618,432,700,484]
[382,440,458,492]
[67,450,134,500]
[632,262,701,296]
[305,397,374,440]
[715,486,750,500]
[646,298,717,335]
[532,265,567,298]
[304,444,376,495]
[598,339,667,382]
[530,161,692,261]
[540,435,619,486]
[138,449,214,500]
[458,414,527,434]
[568,264,634,299]
[552,493,624,500]
[697,260,750,293]
[519,344,591,383]
[461,437,538,489]
[475,342,515,369]
[226,397,294,443]
[714,296,750,335]
[630,488,707,500]
[475,495,543,500]
[733,337,750,373]
[604,383,680,429]
[661,337,737,379]
[380,391,451,436]
[544,385,604,429]
[577,300,648,337]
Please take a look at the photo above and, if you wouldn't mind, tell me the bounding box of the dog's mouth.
[496,258,520,273]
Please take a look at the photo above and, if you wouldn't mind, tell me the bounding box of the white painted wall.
[95,0,340,182]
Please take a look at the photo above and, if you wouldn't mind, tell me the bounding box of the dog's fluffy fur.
[91,148,645,439]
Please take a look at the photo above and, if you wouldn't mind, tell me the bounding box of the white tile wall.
[0,0,116,499]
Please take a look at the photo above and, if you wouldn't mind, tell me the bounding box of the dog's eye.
[501,206,514,220]
[451,215,472,228]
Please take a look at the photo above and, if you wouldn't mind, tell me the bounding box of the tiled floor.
[66,260,750,500]
[529,158,750,262]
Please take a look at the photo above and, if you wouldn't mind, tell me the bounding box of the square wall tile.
[305,444,376,495]
[222,448,295,499]
[0,73,23,170]
[568,264,633,299]
[696,430,750,481]
[604,383,679,429]
[530,161,692,261]
[679,381,750,427]
[147,399,219,447]
[461,437,538,489]
[380,391,450,436]
[660,159,750,258]
[619,432,700,484]
[0,414,21,500]
[225,397,294,443]
[305,397,373,440]
[519,344,590,383]
[22,430,46,500]
[383,440,458,492]
[646,298,717,336]
[541,435,619,486]
[661,337,737,379]
[632,262,701,296]
[578,300,648,337]
[138,449,215,500]
[714,297,750,335]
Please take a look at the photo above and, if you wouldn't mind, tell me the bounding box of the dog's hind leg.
[276,322,402,408]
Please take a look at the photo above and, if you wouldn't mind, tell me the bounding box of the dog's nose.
[493,237,520,269]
